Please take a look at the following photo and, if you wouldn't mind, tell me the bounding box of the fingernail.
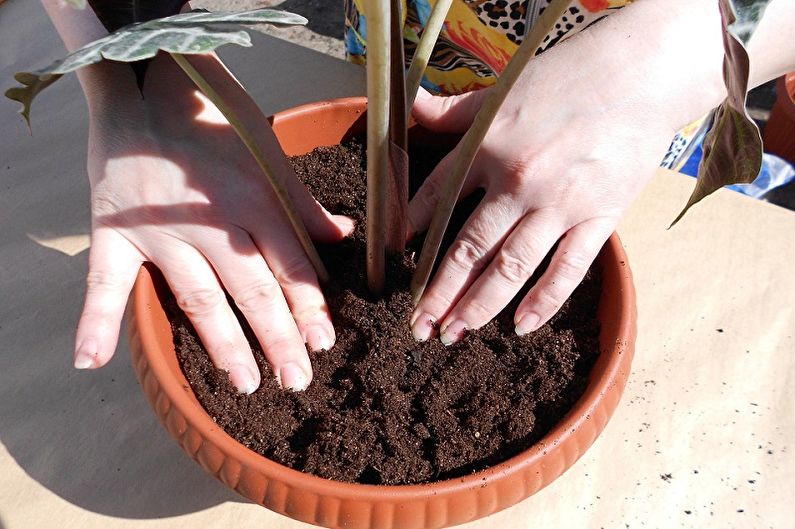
[278,362,310,392]
[74,338,98,369]
[416,88,431,101]
[306,324,334,351]
[227,364,259,395]
[337,215,356,236]
[411,312,436,342]
[515,313,540,336]
[440,320,467,346]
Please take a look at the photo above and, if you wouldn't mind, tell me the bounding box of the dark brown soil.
[169,138,602,485]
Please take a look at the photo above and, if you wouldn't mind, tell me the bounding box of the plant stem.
[387,0,409,255]
[170,52,329,283]
[405,0,452,112]
[410,0,569,305]
[364,0,391,295]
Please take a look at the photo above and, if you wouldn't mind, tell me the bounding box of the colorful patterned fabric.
[344,0,705,170]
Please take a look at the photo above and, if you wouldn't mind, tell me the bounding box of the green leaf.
[4,72,62,134]
[64,0,87,8]
[671,0,771,225]
[86,1,190,88]
[4,9,307,129]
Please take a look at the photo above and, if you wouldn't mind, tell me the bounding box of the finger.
[248,223,334,353]
[411,87,490,134]
[407,146,480,237]
[279,186,355,244]
[438,210,566,345]
[198,227,314,392]
[74,228,144,370]
[411,194,524,341]
[155,242,261,394]
[257,125,356,243]
[514,218,614,335]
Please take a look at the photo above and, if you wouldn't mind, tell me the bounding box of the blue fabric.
[681,141,795,198]
[413,0,432,26]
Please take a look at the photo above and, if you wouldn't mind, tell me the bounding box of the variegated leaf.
[4,73,62,133]
[64,0,87,8]
[672,0,771,225]
[5,9,307,129]
[86,1,190,86]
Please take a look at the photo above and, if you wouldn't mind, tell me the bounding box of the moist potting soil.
[170,138,602,485]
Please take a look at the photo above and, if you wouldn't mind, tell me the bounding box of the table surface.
[1,1,793,528]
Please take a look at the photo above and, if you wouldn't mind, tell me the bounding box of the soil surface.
[169,138,602,485]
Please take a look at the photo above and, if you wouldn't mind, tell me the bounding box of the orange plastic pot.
[764,72,795,164]
[129,97,637,529]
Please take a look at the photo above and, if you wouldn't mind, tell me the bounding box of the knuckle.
[460,297,494,325]
[418,290,454,320]
[175,288,224,318]
[208,341,239,368]
[91,193,122,216]
[448,237,488,271]
[438,95,459,121]
[555,252,589,282]
[235,280,282,313]
[85,269,121,292]
[274,255,315,288]
[532,286,564,314]
[262,335,295,355]
[501,156,546,191]
[492,252,534,284]
[417,177,442,208]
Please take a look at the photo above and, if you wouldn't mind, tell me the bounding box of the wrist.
[566,0,726,132]
[78,61,144,114]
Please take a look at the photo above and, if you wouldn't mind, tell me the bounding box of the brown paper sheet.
[1,1,792,528]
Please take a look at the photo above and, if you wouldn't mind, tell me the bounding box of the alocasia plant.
[7,0,776,306]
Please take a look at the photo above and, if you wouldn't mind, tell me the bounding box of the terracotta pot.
[129,97,637,529]
[763,72,795,165]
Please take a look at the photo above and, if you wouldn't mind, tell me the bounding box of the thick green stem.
[410,0,569,304]
[405,0,452,112]
[364,0,391,295]
[170,52,329,283]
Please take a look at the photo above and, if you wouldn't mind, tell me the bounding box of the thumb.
[411,87,490,134]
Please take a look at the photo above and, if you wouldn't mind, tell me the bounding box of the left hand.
[407,32,683,344]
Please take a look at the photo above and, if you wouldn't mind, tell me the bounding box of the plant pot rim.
[130,96,637,525]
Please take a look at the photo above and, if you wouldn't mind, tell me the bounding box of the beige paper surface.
[2,170,792,529]
[26,232,91,257]
[1,1,792,527]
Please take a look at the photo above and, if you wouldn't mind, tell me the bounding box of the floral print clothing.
[344,0,705,170]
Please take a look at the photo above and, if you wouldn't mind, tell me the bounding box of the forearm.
[41,0,138,108]
[552,0,795,132]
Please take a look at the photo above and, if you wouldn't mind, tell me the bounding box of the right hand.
[74,53,353,393]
